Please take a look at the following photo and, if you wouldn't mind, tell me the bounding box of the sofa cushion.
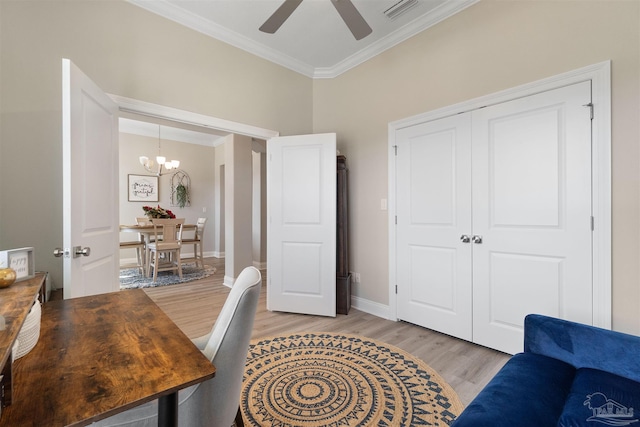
[452,352,575,427]
[558,368,640,427]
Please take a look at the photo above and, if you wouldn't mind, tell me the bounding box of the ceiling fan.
[260,0,373,41]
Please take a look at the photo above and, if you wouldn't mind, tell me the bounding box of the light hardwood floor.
[140,257,510,406]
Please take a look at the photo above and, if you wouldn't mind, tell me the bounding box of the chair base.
[234,407,244,427]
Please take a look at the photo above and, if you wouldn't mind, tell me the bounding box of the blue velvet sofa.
[452,314,640,427]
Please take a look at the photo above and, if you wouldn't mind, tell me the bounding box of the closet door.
[395,114,473,340]
[472,81,593,354]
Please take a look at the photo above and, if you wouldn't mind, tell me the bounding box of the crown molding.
[315,0,480,78]
[128,0,479,79]
[127,0,316,77]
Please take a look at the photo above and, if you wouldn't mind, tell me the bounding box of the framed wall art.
[128,174,158,202]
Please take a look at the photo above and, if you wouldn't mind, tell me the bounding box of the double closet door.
[395,82,593,354]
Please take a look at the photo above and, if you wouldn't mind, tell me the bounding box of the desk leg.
[158,393,178,427]
[1,351,12,408]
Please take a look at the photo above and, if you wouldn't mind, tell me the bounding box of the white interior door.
[472,81,593,354]
[395,114,473,340]
[62,59,120,298]
[394,81,593,355]
[267,133,336,317]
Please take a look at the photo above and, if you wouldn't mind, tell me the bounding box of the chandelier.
[139,125,180,176]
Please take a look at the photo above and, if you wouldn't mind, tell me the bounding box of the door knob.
[53,248,68,258]
[73,246,91,258]
[460,235,471,243]
[472,235,483,244]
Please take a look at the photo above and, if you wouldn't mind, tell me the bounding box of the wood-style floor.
[141,257,510,406]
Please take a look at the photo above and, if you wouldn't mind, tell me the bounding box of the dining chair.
[181,217,207,268]
[135,217,152,226]
[146,218,185,282]
[91,266,262,427]
[119,229,145,275]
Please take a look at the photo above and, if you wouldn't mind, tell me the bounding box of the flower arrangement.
[142,205,176,219]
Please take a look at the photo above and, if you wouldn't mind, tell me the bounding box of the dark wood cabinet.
[336,155,351,314]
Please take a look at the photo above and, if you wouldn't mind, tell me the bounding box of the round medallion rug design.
[241,333,464,426]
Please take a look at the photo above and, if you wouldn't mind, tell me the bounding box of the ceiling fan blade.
[330,0,372,41]
[259,0,304,34]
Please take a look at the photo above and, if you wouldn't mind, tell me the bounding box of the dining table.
[0,289,216,427]
[120,223,196,277]
[120,223,197,246]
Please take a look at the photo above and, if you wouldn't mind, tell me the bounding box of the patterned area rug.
[119,264,216,289]
[241,333,464,426]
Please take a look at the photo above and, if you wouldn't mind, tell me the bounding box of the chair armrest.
[524,314,640,382]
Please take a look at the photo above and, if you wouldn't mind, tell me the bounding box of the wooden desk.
[0,289,215,427]
[0,273,44,407]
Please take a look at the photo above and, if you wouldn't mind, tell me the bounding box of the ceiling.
[129,0,479,78]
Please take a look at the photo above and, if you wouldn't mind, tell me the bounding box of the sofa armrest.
[524,314,640,382]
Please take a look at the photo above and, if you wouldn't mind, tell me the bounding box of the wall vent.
[383,0,419,20]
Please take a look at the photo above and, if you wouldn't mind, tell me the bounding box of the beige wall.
[2,0,639,334]
[0,0,312,290]
[313,0,640,333]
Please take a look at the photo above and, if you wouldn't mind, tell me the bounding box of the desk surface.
[0,273,44,373]
[0,290,216,427]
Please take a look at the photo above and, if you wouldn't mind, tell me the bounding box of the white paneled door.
[267,133,337,317]
[395,81,593,354]
[472,81,593,354]
[395,114,473,340]
[62,59,120,298]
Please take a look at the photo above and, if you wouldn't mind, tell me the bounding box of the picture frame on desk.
[0,247,35,282]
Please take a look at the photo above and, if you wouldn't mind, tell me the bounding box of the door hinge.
[591,216,595,231]
[395,285,398,294]
[395,215,397,225]
[584,103,594,120]
[393,145,398,156]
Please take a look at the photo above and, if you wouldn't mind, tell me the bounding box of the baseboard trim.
[253,261,267,269]
[223,275,234,288]
[350,296,391,320]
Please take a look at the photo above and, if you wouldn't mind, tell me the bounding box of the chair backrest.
[195,217,207,239]
[151,218,185,244]
[179,266,262,427]
[136,217,152,226]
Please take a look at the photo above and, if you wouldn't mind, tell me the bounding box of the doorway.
[112,95,278,279]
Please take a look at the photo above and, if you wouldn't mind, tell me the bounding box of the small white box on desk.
[0,247,35,282]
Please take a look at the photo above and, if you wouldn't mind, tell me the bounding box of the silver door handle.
[73,246,91,258]
[460,235,471,243]
[53,248,68,258]
[472,235,483,244]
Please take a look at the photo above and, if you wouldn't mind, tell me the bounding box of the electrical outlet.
[352,272,361,283]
